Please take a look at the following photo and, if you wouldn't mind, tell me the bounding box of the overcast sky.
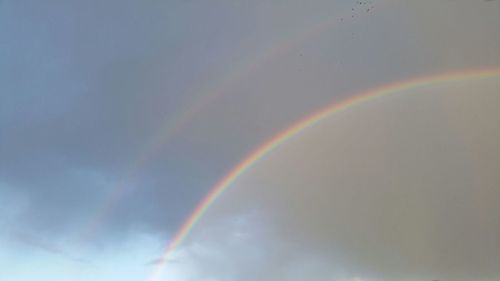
[1,0,500,280]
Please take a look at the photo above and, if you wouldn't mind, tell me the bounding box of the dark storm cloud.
[1,0,499,280]
[0,0,395,243]
[2,0,500,253]
[0,0,257,239]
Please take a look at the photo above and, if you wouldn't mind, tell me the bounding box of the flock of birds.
[341,0,375,21]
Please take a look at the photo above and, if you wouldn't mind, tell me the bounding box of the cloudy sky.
[1,0,500,280]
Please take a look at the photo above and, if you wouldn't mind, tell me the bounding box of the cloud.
[1,0,499,268]
[181,77,500,281]
[0,0,259,241]
[146,257,181,266]
[0,0,498,280]
[8,230,90,264]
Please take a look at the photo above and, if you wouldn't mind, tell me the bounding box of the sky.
[1,0,500,280]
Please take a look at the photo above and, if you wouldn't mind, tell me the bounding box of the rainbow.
[149,67,500,281]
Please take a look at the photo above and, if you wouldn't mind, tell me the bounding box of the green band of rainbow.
[149,67,500,281]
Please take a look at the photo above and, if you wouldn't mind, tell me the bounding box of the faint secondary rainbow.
[149,67,500,281]
[77,4,375,242]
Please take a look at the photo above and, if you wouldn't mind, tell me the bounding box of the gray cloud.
[0,0,259,240]
[190,77,500,281]
[8,230,90,264]
[1,0,499,263]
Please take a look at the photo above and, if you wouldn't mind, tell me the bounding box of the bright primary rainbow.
[149,67,500,281]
